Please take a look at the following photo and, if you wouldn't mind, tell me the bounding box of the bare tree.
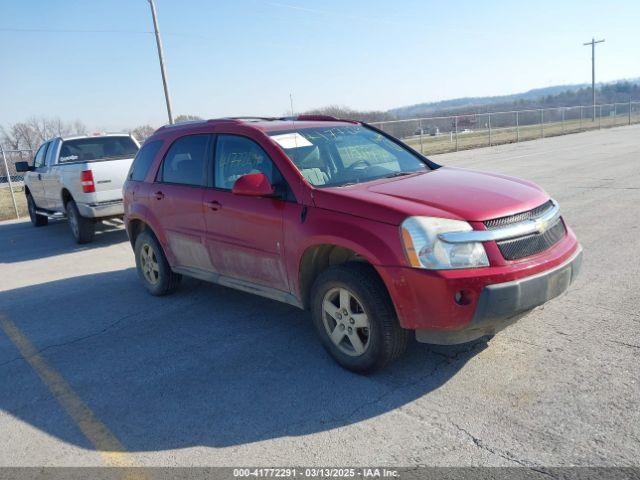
[1,122,38,150]
[174,114,202,123]
[1,117,87,150]
[130,125,156,143]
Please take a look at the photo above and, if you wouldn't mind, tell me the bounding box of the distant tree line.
[392,81,640,119]
[3,82,638,150]
[300,105,394,123]
[0,114,204,151]
[1,117,87,151]
[128,114,203,143]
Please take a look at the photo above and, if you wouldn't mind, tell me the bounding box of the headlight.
[400,216,489,269]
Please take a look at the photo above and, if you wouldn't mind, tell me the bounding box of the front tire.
[311,263,409,373]
[27,194,48,227]
[66,200,95,243]
[134,230,182,296]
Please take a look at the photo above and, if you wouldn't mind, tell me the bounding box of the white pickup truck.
[16,134,139,243]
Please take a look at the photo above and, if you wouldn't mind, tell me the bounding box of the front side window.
[129,140,163,181]
[59,136,138,163]
[214,135,278,190]
[158,134,209,186]
[33,143,48,169]
[269,125,429,187]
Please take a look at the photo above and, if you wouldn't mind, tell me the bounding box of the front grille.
[484,200,554,230]
[496,218,567,260]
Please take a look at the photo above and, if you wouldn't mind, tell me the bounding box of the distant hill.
[390,79,640,119]
[303,79,640,123]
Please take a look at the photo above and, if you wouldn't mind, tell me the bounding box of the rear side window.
[129,141,162,181]
[214,135,278,190]
[158,134,209,186]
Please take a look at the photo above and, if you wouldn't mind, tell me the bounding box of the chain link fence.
[1,101,639,221]
[0,146,33,221]
[373,101,640,155]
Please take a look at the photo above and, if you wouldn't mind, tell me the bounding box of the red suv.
[123,116,582,372]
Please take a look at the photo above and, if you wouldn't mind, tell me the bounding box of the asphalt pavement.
[0,125,638,467]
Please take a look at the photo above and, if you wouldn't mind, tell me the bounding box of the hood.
[312,167,549,225]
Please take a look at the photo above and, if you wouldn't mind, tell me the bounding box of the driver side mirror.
[232,173,276,197]
[15,161,34,173]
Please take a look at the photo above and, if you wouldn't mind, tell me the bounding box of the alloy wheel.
[140,243,160,285]
[322,287,371,356]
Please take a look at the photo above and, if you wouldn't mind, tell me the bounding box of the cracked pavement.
[0,125,639,467]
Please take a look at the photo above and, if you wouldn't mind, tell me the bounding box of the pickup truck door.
[41,139,63,211]
[203,134,290,292]
[25,142,49,209]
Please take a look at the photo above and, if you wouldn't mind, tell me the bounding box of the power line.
[0,27,200,37]
[0,27,153,34]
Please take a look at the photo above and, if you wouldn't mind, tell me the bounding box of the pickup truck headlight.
[400,217,489,269]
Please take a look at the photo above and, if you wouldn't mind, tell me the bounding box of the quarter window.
[214,135,277,190]
[158,135,209,186]
[129,140,163,181]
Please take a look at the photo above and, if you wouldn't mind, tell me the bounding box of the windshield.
[269,125,429,187]
[59,137,139,163]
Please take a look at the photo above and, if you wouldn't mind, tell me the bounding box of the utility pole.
[583,37,605,122]
[148,0,174,124]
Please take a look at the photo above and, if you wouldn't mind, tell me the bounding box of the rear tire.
[66,200,95,244]
[134,230,182,296]
[27,194,48,227]
[310,263,409,374]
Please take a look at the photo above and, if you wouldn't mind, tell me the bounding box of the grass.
[401,113,640,155]
[0,112,638,221]
[0,185,28,221]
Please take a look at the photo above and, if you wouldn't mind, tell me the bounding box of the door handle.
[205,200,221,211]
[154,191,165,200]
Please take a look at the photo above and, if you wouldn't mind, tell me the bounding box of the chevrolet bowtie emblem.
[535,217,549,233]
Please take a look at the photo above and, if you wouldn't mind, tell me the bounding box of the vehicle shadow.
[0,267,487,452]
[0,219,128,264]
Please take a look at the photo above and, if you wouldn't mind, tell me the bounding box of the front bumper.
[76,200,124,218]
[415,246,583,344]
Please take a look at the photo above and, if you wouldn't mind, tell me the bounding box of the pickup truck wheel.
[134,230,181,296]
[66,200,95,244]
[27,194,48,227]
[311,263,409,373]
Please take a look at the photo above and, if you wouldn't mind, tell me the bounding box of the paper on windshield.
[270,133,313,149]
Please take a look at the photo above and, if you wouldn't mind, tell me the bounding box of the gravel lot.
[0,125,638,468]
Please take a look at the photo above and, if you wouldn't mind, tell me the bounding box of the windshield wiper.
[383,171,415,179]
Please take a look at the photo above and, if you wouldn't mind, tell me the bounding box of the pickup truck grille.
[484,200,554,230]
[484,201,566,260]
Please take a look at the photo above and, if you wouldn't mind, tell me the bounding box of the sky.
[0,0,638,130]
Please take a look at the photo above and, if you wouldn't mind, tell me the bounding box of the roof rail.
[294,115,339,121]
[155,119,208,131]
[155,115,359,133]
[279,115,359,124]
[226,116,279,121]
